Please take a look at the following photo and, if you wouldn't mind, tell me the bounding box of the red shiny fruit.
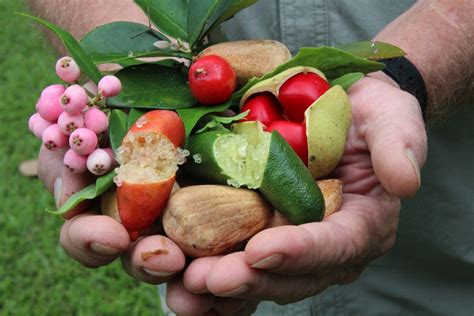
[188,55,237,105]
[278,72,330,123]
[240,93,285,128]
[267,120,308,165]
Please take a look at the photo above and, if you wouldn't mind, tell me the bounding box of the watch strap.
[381,57,428,119]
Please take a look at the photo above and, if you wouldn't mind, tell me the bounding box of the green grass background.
[0,1,165,315]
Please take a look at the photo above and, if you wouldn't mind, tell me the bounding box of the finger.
[166,277,214,315]
[121,235,186,284]
[348,77,427,198]
[38,146,94,219]
[206,252,352,305]
[183,256,221,294]
[60,213,129,268]
[244,194,398,275]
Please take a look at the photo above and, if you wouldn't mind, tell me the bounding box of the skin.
[31,0,473,314]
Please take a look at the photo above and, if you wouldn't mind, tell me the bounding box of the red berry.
[240,93,285,128]
[267,121,308,164]
[188,55,236,105]
[278,72,330,123]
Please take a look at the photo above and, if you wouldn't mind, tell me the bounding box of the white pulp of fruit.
[114,132,187,184]
[214,122,271,189]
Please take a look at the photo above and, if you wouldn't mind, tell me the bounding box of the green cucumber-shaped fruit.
[185,121,325,224]
[305,85,352,179]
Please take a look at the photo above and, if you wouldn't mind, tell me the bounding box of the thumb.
[349,77,427,198]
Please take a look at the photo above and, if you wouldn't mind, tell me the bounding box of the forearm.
[375,0,474,119]
[27,0,148,54]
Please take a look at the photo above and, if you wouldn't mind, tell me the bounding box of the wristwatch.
[380,57,428,119]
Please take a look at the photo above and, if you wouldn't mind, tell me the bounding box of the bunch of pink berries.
[28,56,122,176]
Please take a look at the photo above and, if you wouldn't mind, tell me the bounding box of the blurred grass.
[0,1,164,315]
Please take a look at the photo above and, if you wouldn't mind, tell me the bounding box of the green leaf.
[177,101,231,141]
[49,172,116,215]
[134,0,188,41]
[329,72,364,90]
[81,22,191,64]
[196,110,249,133]
[216,0,258,24]
[336,41,405,61]
[187,0,234,48]
[16,12,102,84]
[233,46,384,101]
[127,108,148,129]
[109,109,129,152]
[107,64,196,109]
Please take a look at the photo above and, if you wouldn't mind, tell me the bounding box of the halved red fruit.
[115,110,185,240]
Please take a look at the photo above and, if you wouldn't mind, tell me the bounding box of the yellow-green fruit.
[305,85,352,179]
[198,40,291,86]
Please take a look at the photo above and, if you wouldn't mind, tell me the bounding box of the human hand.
[164,74,427,314]
[37,146,186,281]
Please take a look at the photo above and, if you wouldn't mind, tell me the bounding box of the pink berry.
[33,115,53,139]
[28,113,42,133]
[84,108,109,134]
[69,128,98,155]
[42,124,68,150]
[63,149,87,173]
[60,84,88,115]
[58,112,84,135]
[86,148,112,175]
[37,84,65,122]
[55,56,81,83]
[98,75,122,97]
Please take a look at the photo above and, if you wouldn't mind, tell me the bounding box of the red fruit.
[240,93,285,128]
[278,72,330,123]
[115,110,185,240]
[267,121,308,164]
[188,55,236,105]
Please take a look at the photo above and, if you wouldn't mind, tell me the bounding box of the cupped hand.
[37,147,186,281]
[164,74,427,314]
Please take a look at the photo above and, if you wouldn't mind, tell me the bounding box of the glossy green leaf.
[109,109,128,152]
[196,110,249,133]
[336,41,405,61]
[134,0,188,41]
[81,22,191,64]
[188,0,234,48]
[107,64,196,109]
[329,72,364,90]
[50,172,116,215]
[17,12,102,83]
[177,101,231,141]
[127,108,148,129]
[233,46,384,101]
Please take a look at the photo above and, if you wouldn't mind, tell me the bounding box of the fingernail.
[90,242,121,256]
[405,149,421,189]
[53,177,62,208]
[142,267,175,277]
[251,254,283,269]
[219,284,249,297]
